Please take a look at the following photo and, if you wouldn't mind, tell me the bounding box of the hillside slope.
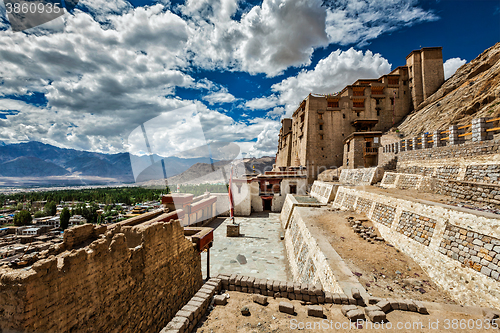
[397,42,500,137]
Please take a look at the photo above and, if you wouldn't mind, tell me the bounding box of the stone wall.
[338,167,384,185]
[332,186,500,309]
[0,221,202,333]
[283,207,342,293]
[310,181,338,204]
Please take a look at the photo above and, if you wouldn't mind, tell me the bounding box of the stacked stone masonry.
[0,221,202,333]
[439,223,500,281]
[332,186,500,309]
[396,212,436,246]
[356,198,373,214]
[371,203,396,228]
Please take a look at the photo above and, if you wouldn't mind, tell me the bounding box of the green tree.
[44,201,57,216]
[16,203,23,210]
[34,211,45,218]
[60,207,70,230]
[14,210,32,226]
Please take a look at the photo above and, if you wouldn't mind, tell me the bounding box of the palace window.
[377,110,380,116]
[319,125,323,131]
[327,101,339,108]
[318,114,323,119]
[300,114,305,122]
[388,78,399,85]
[342,114,346,119]
[353,100,364,108]
[320,134,324,140]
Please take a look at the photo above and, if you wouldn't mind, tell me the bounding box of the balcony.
[364,147,378,155]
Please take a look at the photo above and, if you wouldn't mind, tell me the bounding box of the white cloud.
[0,0,439,158]
[271,48,391,115]
[444,57,467,80]
[325,0,439,46]
[202,87,238,105]
[244,95,280,110]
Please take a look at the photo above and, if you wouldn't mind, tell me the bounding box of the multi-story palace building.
[275,47,445,183]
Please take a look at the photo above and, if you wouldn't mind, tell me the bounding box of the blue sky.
[0,0,499,158]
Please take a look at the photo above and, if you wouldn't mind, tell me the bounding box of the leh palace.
[1,43,500,333]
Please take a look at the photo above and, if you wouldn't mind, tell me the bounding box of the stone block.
[229,274,237,285]
[287,282,295,293]
[279,301,295,315]
[247,276,255,288]
[267,280,274,291]
[229,285,235,291]
[356,298,366,306]
[213,295,227,306]
[175,309,194,322]
[252,294,268,306]
[235,286,242,292]
[388,298,399,310]
[240,276,248,287]
[273,280,281,292]
[414,301,428,314]
[346,309,365,322]
[302,294,310,302]
[366,310,386,323]
[351,288,361,299]
[226,224,240,237]
[165,316,189,331]
[307,305,324,318]
[288,293,296,300]
[295,293,303,301]
[340,294,349,305]
[281,292,288,299]
[341,305,359,316]
[376,300,391,313]
[241,287,248,293]
[235,275,243,286]
[300,283,309,294]
[398,300,408,311]
[364,305,381,313]
[317,296,325,304]
[310,296,318,304]
[324,291,333,303]
[279,281,287,292]
[407,300,417,312]
[348,297,357,305]
[332,293,341,304]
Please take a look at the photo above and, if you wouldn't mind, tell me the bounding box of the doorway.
[262,198,272,211]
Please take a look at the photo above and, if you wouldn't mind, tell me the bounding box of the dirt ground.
[194,291,490,333]
[315,209,456,304]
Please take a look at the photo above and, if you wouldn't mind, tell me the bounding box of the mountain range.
[0,141,227,186]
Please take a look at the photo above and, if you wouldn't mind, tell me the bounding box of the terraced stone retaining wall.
[339,167,384,185]
[310,181,338,204]
[332,186,500,310]
[280,195,341,293]
[0,221,202,333]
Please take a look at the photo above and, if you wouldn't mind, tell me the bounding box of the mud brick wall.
[396,212,436,246]
[332,186,500,309]
[439,223,500,281]
[0,221,202,333]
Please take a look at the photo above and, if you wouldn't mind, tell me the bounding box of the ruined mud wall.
[0,221,202,333]
[333,186,500,310]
